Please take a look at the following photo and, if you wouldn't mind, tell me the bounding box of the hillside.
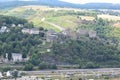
[0,1,120,70]
[0,5,95,31]
[0,14,120,70]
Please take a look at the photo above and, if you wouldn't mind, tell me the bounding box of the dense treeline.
[50,39,120,68]
[0,15,28,26]
[0,15,44,61]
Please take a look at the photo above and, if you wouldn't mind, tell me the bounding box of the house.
[11,24,16,27]
[60,28,77,40]
[46,29,58,42]
[3,53,28,63]
[30,28,39,34]
[12,53,22,62]
[22,28,39,34]
[22,28,30,34]
[46,35,58,42]
[46,29,56,35]
[0,26,8,33]
[76,29,88,36]
[18,24,23,27]
[61,28,73,37]
[0,26,10,33]
[88,30,97,38]
[76,29,97,39]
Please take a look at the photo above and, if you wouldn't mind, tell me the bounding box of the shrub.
[24,63,34,71]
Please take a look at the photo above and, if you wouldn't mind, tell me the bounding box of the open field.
[113,22,120,28]
[79,16,95,20]
[98,14,120,21]
[46,15,79,29]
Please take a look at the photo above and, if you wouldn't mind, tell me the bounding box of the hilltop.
[0,0,120,9]
[0,5,120,32]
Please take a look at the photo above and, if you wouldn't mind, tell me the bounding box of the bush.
[24,63,34,71]
[85,62,99,69]
[39,63,57,70]
[50,64,57,69]
[39,62,48,70]
[2,67,12,72]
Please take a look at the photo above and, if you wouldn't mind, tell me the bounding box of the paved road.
[21,68,120,75]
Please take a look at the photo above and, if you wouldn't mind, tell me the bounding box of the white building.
[12,53,22,62]
[18,24,23,27]
[6,71,12,77]
[0,26,7,33]
[0,26,10,33]
[22,28,39,34]
[11,24,16,27]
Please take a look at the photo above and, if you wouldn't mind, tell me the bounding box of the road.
[21,68,120,75]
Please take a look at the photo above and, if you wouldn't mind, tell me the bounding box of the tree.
[39,62,47,70]
[24,63,34,71]
[22,53,27,59]
[85,62,99,69]
[8,53,12,61]
[49,64,57,69]
[12,69,18,80]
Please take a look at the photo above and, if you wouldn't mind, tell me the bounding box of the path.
[45,21,65,31]
[41,17,65,31]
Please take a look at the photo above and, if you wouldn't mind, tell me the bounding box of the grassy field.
[98,14,120,21]
[46,15,79,29]
[79,16,95,20]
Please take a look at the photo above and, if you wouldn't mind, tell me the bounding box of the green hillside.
[0,5,97,32]
[0,14,120,69]
[0,6,120,70]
